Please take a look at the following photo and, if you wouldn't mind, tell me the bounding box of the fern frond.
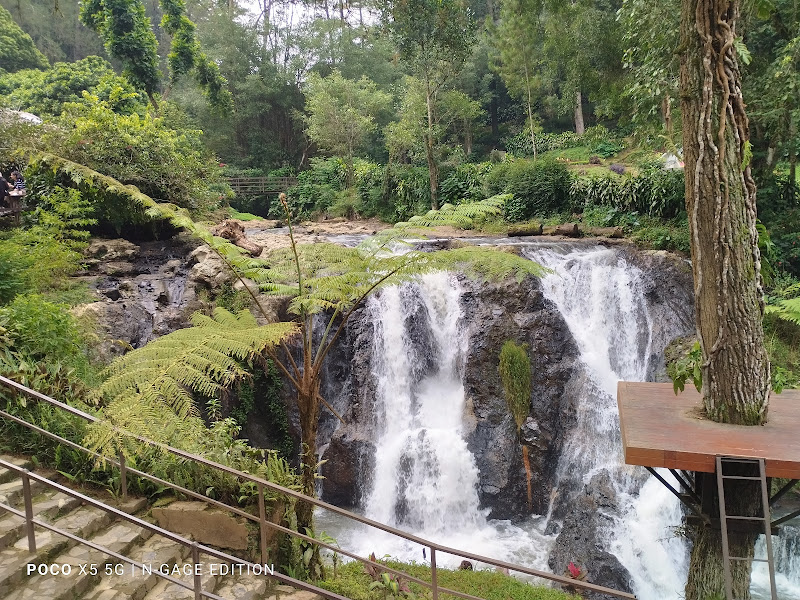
[766,297,800,325]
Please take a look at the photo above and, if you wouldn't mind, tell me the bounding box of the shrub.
[282,157,346,220]
[499,341,531,430]
[0,294,92,378]
[501,159,572,221]
[439,163,493,206]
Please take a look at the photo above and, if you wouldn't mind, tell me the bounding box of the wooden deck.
[617,382,800,478]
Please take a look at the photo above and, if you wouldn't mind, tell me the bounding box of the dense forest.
[1,1,800,599]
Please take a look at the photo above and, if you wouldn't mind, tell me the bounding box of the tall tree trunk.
[680,0,770,427]
[489,76,499,143]
[524,59,537,160]
[574,90,585,135]
[662,92,673,140]
[425,84,439,209]
[680,1,770,597]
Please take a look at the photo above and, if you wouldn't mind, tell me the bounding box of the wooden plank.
[617,382,800,478]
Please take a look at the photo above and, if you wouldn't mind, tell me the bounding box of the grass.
[318,560,580,600]
[230,208,266,221]
[539,146,592,164]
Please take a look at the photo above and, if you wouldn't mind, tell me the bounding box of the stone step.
[213,572,269,600]
[272,584,325,600]
[2,518,152,600]
[140,556,219,600]
[0,490,83,551]
[82,531,191,600]
[0,505,112,593]
[0,456,35,485]
[0,478,48,509]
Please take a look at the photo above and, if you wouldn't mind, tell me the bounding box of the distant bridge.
[226,176,298,196]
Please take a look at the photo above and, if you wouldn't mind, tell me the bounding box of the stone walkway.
[0,455,326,600]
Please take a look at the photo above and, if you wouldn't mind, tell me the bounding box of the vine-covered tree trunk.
[680,1,771,598]
[680,0,770,426]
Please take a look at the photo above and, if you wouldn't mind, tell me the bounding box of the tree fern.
[89,309,297,456]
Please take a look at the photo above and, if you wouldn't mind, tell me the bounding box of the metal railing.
[227,177,298,195]
[0,374,636,600]
[0,457,350,600]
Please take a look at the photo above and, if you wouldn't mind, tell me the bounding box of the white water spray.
[321,271,552,568]
[526,244,690,600]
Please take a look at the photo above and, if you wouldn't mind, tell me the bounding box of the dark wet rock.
[548,471,635,599]
[460,275,580,520]
[73,235,203,361]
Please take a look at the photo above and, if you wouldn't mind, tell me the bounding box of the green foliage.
[490,159,571,221]
[0,294,93,381]
[0,4,49,72]
[38,98,225,213]
[569,166,685,218]
[439,163,494,206]
[304,71,391,184]
[503,130,585,158]
[630,217,691,254]
[396,195,509,230]
[90,308,298,455]
[318,559,578,600]
[0,185,95,302]
[499,340,532,430]
[0,56,147,116]
[79,0,161,99]
[283,158,346,220]
[667,340,703,394]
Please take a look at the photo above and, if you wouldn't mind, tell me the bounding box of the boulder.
[152,501,249,550]
[188,245,235,289]
[548,471,635,599]
[85,238,140,262]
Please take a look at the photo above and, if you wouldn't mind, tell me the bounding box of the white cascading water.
[317,243,800,597]
[525,244,690,600]
[752,525,800,598]
[324,271,552,568]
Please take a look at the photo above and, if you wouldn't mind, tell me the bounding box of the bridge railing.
[227,177,298,195]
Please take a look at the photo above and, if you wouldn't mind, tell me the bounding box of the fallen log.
[507,222,543,237]
[210,220,263,256]
[545,223,579,237]
[581,226,624,238]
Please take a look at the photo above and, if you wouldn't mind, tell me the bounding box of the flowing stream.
[317,242,799,598]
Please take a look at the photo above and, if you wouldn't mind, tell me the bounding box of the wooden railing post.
[430,547,438,600]
[192,541,202,600]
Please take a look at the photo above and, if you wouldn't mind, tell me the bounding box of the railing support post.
[430,547,438,600]
[21,470,36,552]
[192,541,201,600]
[118,451,128,502]
[258,483,268,565]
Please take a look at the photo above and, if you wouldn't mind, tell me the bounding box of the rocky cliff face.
[460,275,580,519]
[316,272,581,520]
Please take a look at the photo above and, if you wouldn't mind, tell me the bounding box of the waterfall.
[315,241,798,598]
[525,244,690,599]
[752,525,800,599]
[325,271,552,568]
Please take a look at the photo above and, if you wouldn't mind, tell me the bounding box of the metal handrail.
[0,458,349,600]
[0,374,637,599]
